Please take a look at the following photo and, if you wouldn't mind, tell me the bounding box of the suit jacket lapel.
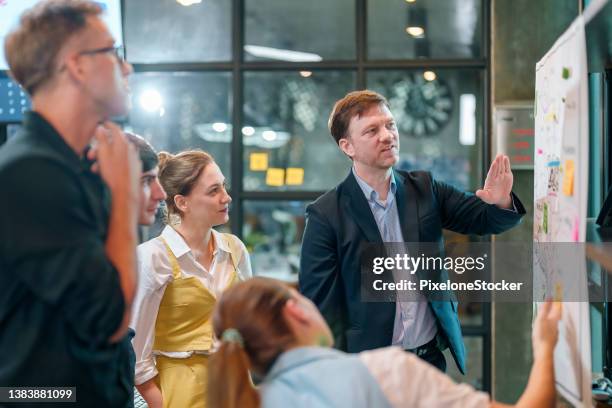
[341,172,383,243]
[394,169,420,242]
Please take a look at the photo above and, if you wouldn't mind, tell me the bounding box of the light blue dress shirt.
[260,347,392,408]
[352,167,438,349]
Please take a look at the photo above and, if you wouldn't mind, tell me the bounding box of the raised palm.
[476,154,513,209]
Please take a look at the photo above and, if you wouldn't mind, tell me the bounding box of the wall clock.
[387,73,453,137]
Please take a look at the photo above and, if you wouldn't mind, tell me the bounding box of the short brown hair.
[328,90,389,144]
[157,150,214,220]
[4,0,102,95]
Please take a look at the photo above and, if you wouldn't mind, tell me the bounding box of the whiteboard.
[534,15,591,407]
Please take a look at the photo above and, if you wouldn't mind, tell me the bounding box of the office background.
[1,0,611,404]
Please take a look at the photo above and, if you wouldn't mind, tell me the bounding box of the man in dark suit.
[299,90,525,374]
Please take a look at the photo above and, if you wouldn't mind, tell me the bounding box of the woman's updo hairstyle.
[157,150,214,221]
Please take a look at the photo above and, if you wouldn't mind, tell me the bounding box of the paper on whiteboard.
[534,15,591,407]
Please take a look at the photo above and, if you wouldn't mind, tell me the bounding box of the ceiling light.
[406,26,424,37]
[176,0,202,6]
[212,122,227,132]
[423,71,436,81]
[244,45,323,62]
[300,71,313,78]
[262,130,277,141]
[242,126,255,136]
[194,123,232,143]
[139,89,163,113]
[407,7,427,38]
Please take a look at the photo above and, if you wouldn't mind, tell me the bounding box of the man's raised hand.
[476,153,513,209]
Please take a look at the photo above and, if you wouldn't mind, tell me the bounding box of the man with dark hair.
[124,132,166,407]
[300,90,526,374]
[0,1,139,406]
[125,132,167,226]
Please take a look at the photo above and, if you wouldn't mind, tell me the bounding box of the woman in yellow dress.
[131,150,252,408]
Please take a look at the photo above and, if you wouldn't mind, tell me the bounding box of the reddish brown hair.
[208,278,296,408]
[328,90,390,144]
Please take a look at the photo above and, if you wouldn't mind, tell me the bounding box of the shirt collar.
[161,226,191,258]
[161,225,231,258]
[352,166,397,203]
[263,347,344,383]
[211,228,231,254]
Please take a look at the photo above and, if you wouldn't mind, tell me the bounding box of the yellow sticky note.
[545,111,557,122]
[554,283,563,302]
[562,159,574,196]
[286,168,304,185]
[249,153,268,171]
[266,168,285,187]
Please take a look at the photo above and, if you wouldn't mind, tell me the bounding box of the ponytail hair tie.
[221,328,244,348]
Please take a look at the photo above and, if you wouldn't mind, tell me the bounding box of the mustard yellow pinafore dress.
[153,234,241,408]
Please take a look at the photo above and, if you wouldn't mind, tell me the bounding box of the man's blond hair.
[4,0,102,95]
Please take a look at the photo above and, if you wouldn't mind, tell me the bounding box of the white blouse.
[359,347,490,407]
[130,225,252,385]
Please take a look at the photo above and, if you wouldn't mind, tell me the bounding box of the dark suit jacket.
[299,169,526,374]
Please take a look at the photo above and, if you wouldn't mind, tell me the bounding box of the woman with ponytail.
[209,278,561,408]
[131,150,252,408]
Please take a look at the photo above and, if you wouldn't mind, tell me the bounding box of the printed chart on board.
[534,16,591,408]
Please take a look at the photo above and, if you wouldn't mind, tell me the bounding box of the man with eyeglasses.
[0,1,139,406]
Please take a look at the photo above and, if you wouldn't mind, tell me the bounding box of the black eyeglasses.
[79,45,126,63]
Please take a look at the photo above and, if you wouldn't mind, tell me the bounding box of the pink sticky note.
[572,217,580,242]
[537,148,543,155]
